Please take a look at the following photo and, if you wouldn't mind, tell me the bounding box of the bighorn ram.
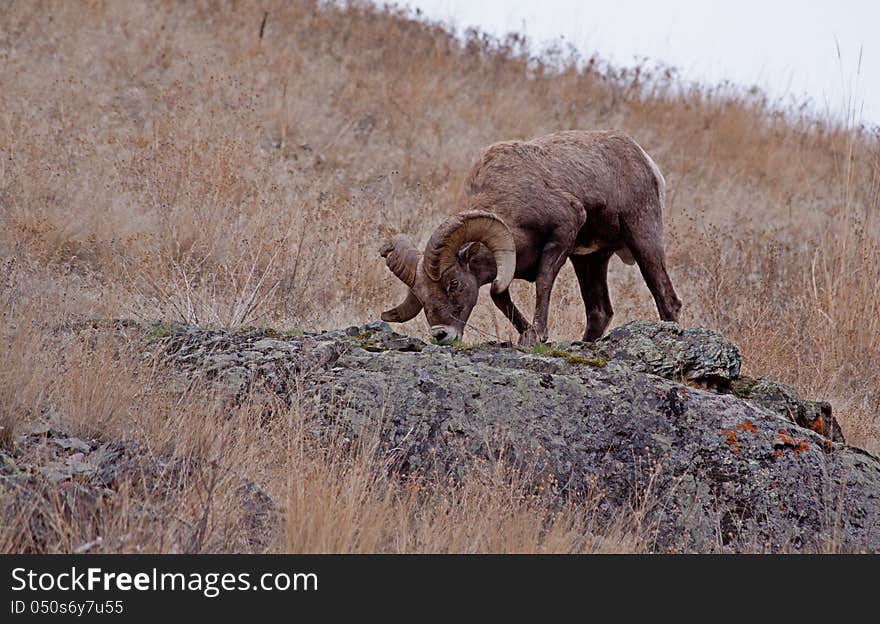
[379,130,681,345]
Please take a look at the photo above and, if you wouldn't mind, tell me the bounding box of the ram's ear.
[456,242,480,263]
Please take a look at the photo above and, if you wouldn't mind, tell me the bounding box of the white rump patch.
[634,141,666,208]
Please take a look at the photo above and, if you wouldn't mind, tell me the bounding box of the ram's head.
[380,211,516,344]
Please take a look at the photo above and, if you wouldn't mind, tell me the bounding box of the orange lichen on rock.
[736,420,758,434]
[809,418,827,436]
[721,429,740,453]
[775,431,810,456]
[720,421,761,454]
[776,431,795,445]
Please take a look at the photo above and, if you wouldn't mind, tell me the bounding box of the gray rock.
[51,437,91,453]
[597,320,741,384]
[41,465,71,484]
[151,319,877,552]
[363,321,392,332]
[1,452,19,477]
[4,428,277,553]
[251,338,284,351]
[731,376,844,442]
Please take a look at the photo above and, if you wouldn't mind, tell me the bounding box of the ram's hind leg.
[622,216,682,322]
[570,250,614,341]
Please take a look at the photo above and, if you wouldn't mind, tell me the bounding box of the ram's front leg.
[490,288,533,339]
[528,242,570,346]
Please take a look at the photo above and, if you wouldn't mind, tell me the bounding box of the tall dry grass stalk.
[1,0,878,552]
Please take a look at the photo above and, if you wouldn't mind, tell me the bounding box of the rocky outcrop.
[145,319,879,553]
[1,423,276,554]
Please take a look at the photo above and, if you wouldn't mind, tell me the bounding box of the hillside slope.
[1,1,878,552]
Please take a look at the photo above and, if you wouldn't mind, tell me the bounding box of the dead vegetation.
[1,0,878,552]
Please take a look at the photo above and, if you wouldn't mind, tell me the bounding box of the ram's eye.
[448,279,460,291]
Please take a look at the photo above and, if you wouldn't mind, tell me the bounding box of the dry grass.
[1,0,878,552]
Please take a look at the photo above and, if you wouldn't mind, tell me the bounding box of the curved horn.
[423,211,516,294]
[379,234,420,288]
[381,290,423,323]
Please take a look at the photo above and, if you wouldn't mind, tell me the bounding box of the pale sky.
[403,0,879,126]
